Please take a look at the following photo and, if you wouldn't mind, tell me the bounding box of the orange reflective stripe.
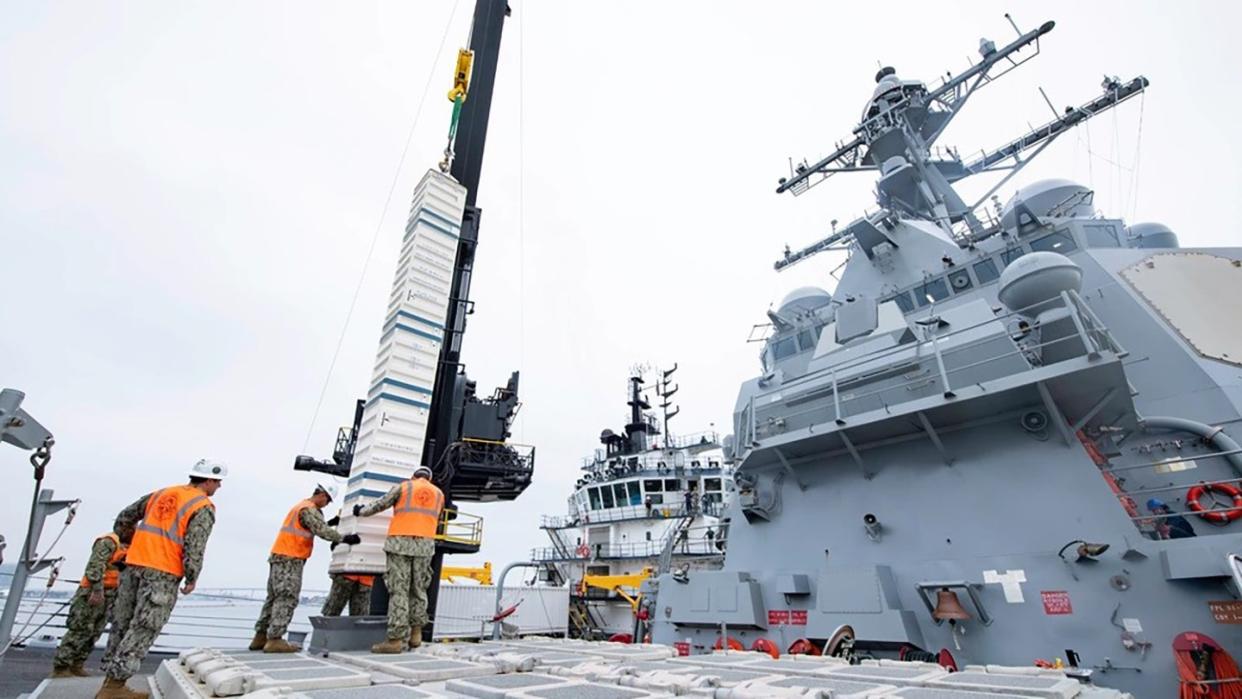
[387,479,444,538]
[126,485,214,577]
[271,499,317,559]
[344,574,375,586]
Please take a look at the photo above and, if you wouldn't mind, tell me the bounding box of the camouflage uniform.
[101,493,215,682]
[255,506,341,638]
[52,536,120,671]
[358,486,437,641]
[322,574,372,617]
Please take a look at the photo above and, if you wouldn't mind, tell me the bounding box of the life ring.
[751,638,780,659]
[714,636,744,651]
[1186,482,1242,524]
[577,543,591,557]
[787,638,822,656]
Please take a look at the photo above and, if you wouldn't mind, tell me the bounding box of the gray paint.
[648,17,1240,698]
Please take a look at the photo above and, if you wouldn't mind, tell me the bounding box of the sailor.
[251,484,359,652]
[98,459,225,699]
[1147,498,1197,539]
[352,465,445,653]
[322,573,374,617]
[50,526,132,678]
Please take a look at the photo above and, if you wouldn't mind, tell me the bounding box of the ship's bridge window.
[1030,230,1079,253]
[665,479,681,491]
[705,477,722,492]
[1085,223,1121,247]
[588,488,602,511]
[643,479,662,492]
[1001,245,1026,266]
[627,481,642,505]
[601,487,615,508]
[613,483,628,505]
[890,291,914,313]
[796,329,817,352]
[770,335,798,361]
[915,277,950,307]
[973,258,1000,284]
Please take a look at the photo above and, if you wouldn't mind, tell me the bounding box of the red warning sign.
[790,610,808,626]
[768,610,790,626]
[1041,590,1073,615]
[673,642,690,656]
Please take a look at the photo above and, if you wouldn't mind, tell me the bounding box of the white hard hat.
[189,458,229,480]
[315,482,339,501]
[412,466,433,479]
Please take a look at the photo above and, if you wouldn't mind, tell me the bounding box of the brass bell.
[932,588,971,621]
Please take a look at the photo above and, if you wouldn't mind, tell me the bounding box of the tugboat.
[535,366,733,640]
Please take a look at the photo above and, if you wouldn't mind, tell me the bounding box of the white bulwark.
[330,169,466,574]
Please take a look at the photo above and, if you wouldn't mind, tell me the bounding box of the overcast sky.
[3,1,1240,590]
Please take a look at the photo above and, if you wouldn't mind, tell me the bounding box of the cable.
[302,0,464,453]
[517,0,526,443]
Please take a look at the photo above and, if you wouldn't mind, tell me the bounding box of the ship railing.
[747,289,1124,442]
[437,507,483,548]
[541,501,724,529]
[1,576,316,651]
[1097,448,1242,539]
[531,531,727,562]
[662,431,722,450]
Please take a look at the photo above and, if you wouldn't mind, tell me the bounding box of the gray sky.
[3,1,1239,589]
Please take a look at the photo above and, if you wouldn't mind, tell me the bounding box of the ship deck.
[18,639,1132,699]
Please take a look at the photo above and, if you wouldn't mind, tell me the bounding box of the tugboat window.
[613,483,628,503]
[1030,230,1079,253]
[797,330,816,351]
[643,479,662,492]
[665,479,681,491]
[601,488,615,508]
[588,488,601,510]
[627,481,642,505]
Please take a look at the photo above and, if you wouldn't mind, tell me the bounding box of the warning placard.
[790,610,808,626]
[1209,600,1242,624]
[1041,590,1073,615]
[767,610,790,626]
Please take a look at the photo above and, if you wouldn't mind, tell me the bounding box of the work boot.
[49,665,74,678]
[370,638,405,654]
[248,632,268,651]
[262,637,298,653]
[94,677,149,699]
[409,625,423,649]
[70,663,92,677]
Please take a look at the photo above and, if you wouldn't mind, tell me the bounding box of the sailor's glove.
[326,515,341,527]
[352,504,364,517]
[341,534,362,546]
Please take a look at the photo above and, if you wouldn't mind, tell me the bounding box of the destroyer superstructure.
[643,16,1242,697]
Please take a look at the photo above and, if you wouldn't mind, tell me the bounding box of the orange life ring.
[714,636,744,651]
[577,543,591,557]
[787,638,822,656]
[1186,482,1242,524]
[751,638,780,659]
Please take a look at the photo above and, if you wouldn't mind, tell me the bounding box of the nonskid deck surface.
[27,639,1135,699]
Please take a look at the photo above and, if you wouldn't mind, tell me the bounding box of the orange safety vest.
[270,499,318,559]
[386,478,444,538]
[344,574,374,587]
[126,485,214,578]
[80,533,128,590]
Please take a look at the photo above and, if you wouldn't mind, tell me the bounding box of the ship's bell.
[932,588,971,621]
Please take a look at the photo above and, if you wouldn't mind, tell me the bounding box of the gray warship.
[643,17,1242,697]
